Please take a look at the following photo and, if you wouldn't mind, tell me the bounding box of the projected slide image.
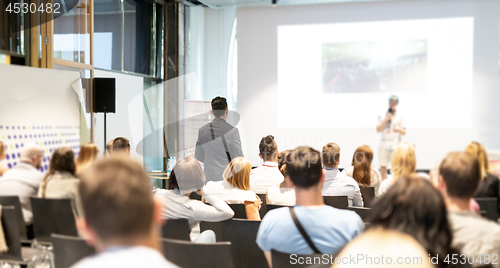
[322,40,428,93]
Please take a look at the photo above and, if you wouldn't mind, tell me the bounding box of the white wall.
[0,65,81,172]
[186,7,236,102]
[237,0,500,169]
[94,69,144,165]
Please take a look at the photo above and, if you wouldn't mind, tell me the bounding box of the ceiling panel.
[197,0,402,8]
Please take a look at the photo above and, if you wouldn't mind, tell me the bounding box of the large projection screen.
[237,0,500,169]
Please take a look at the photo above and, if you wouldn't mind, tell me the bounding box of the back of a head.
[367,175,452,258]
[389,94,399,103]
[322,142,340,167]
[286,146,322,189]
[79,157,154,241]
[49,147,76,174]
[440,151,480,199]
[76,143,99,165]
[223,157,252,190]
[333,229,433,268]
[278,150,291,177]
[391,142,416,180]
[351,145,373,185]
[259,135,278,162]
[41,147,76,197]
[106,140,114,155]
[112,137,130,153]
[211,96,228,118]
[464,141,488,179]
[0,141,5,158]
[19,144,43,163]
[168,156,205,194]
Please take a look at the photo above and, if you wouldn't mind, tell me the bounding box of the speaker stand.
[104,112,107,152]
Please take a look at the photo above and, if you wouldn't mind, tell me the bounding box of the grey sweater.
[155,188,234,229]
[448,210,500,268]
[39,171,83,218]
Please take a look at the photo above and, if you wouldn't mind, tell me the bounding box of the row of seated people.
[0,154,439,267]
[0,137,129,238]
[159,144,500,268]
[0,133,369,241]
[1,134,500,267]
[250,135,370,207]
[1,133,498,235]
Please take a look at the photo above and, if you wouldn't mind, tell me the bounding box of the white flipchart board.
[183,100,212,157]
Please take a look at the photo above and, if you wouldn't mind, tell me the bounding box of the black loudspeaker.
[93,78,116,113]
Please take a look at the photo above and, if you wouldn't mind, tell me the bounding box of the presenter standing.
[376,95,406,180]
[195,97,244,182]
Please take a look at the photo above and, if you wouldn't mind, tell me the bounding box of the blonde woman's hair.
[223,157,252,190]
[223,157,261,208]
[391,142,416,182]
[76,143,99,174]
[465,141,489,180]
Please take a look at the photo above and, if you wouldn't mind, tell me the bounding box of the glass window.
[94,0,163,77]
[53,0,91,64]
[0,0,29,62]
[143,78,164,171]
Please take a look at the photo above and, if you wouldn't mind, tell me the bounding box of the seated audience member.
[0,141,8,176]
[0,144,44,231]
[321,143,363,207]
[72,157,178,268]
[465,141,500,214]
[39,147,83,217]
[105,140,114,156]
[256,146,363,267]
[250,135,284,194]
[342,145,382,196]
[333,229,434,268]
[155,156,234,242]
[378,142,416,195]
[112,137,131,156]
[430,159,481,216]
[436,152,500,268]
[205,157,261,220]
[75,143,99,174]
[368,175,467,268]
[267,150,296,206]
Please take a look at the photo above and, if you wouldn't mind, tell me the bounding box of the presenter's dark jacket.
[195,117,244,182]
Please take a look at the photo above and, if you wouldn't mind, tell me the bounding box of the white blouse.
[267,186,296,206]
[378,176,395,196]
[205,180,258,204]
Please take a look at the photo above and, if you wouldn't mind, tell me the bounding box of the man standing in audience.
[437,152,500,267]
[195,96,244,182]
[256,146,363,267]
[112,137,130,156]
[321,142,363,207]
[0,144,44,238]
[376,95,405,180]
[72,157,177,268]
[250,135,283,194]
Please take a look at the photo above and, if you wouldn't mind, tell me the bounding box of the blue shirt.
[256,205,364,254]
[322,167,364,207]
